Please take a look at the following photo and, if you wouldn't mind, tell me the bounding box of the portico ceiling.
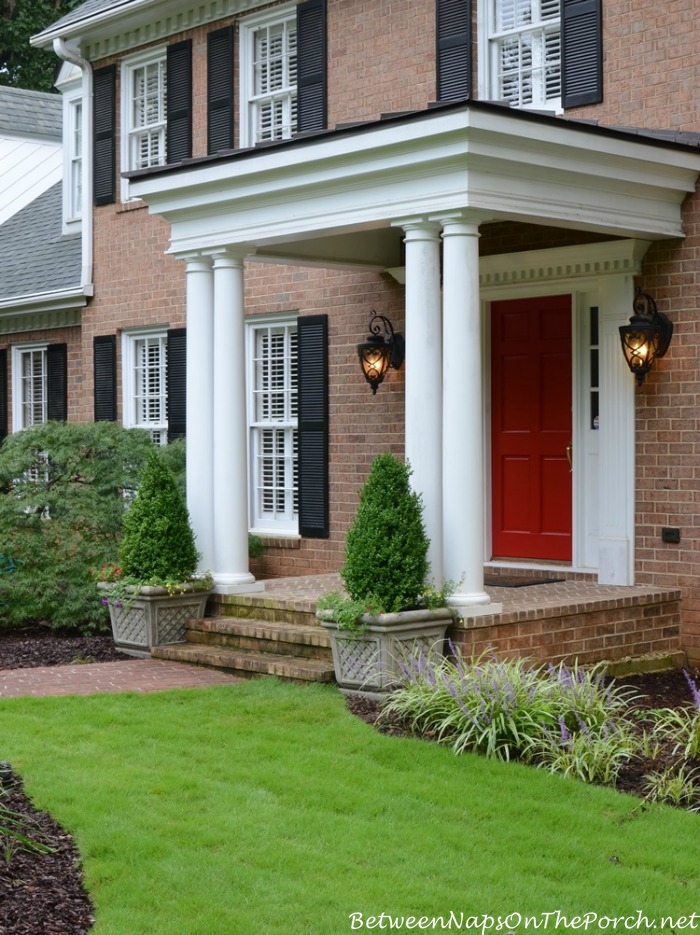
[128,100,700,269]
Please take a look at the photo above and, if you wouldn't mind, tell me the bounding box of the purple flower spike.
[683,669,700,710]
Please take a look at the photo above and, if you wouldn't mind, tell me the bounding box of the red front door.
[491,295,572,561]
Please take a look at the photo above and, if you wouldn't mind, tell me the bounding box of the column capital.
[391,217,442,240]
[209,245,256,267]
[178,252,213,272]
[431,210,492,236]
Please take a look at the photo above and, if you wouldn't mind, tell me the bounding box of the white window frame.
[12,344,48,433]
[61,82,83,230]
[246,316,298,535]
[122,329,168,446]
[239,4,298,148]
[478,0,562,111]
[120,46,167,201]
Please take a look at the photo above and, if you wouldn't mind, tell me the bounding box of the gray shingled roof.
[33,0,136,39]
[0,86,62,139]
[0,183,81,302]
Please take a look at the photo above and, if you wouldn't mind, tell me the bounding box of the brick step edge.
[188,616,331,648]
[152,642,336,683]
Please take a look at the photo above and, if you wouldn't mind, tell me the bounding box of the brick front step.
[185,617,331,661]
[151,640,335,683]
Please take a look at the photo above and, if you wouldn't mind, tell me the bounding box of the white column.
[440,216,494,609]
[211,251,258,591]
[597,274,636,585]
[184,255,215,573]
[402,221,444,584]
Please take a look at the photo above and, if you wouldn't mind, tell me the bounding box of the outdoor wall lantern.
[357,313,405,394]
[619,290,673,386]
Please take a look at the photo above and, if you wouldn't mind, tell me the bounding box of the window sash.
[19,349,47,429]
[243,13,298,145]
[125,334,168,445]
[249,322,298,530]
[69,99,82,218]
[128,58,167,169]
[489,0,561,108]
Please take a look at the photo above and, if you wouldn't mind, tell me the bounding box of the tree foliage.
[0,0,83,92]
[0,421,154,632]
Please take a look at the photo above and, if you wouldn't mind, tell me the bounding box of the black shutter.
[167,328,187,442]
[47,344,67,422]
[0,350,7,442]
[297,315,329,538]
[167,40,193,163]
[208,27,234,154]
[93,335,117,422]
[562,0,603,107]
[296,0,327,134]
[93,65,116,205]
[436,0,472,101]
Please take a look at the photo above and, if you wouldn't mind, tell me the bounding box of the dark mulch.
[0,624,698,935]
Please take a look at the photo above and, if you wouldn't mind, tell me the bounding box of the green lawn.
[1,679,698,934]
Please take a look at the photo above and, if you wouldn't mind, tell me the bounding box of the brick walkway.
[0,658,242,698]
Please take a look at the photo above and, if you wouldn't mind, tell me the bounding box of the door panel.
[491,295,572,560]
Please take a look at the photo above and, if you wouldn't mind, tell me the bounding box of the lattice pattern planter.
[98,583,211,657]
[319,608,454,697]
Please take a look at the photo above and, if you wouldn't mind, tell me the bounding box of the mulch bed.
[0,625,697,934]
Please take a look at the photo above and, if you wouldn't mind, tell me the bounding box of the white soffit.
[128,106,700,256]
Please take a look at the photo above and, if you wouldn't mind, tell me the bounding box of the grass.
[1,679,699,934]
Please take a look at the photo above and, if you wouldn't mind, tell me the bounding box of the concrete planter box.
[98,582,211,657]
[318,608,454,698]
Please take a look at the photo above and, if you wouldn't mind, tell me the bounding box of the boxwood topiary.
[341,453,429,614]
[119,449,199,582]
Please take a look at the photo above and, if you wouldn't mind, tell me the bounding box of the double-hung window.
[12,346,47,431]
[122,49,167,176]
[122,331,168,445]
[68,98,83,219]
[248,320,298,533]
[240,6,298,146]
[481,0,561,109]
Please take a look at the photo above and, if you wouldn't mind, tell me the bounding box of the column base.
[448,592,503,618]
[213,573,265,595]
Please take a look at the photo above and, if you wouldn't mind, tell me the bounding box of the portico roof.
[128,99,700,269]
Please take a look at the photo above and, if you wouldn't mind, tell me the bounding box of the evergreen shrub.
[119,449,199,582]
[0,421,153,632]
[341,453,429,614]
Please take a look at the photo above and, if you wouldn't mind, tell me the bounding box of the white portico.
[128,100,700,604]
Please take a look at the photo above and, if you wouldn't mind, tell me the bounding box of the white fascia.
[128,106,700,259]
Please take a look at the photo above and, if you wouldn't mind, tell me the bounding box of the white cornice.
[478,239,652,289]
[32,0,269,58]
[129,106,700,260]
[0,289,87,335]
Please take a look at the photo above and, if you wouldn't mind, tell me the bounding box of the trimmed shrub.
[341,454,429,613]
[119,449,199,582]
[0,421,153,632]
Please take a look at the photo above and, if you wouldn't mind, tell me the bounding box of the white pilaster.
[598,275,636,585]
[184,255,215,572]
[401,221,444,583]
[211,251,258,591]
[440,216,494,609]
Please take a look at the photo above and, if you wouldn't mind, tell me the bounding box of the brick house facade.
[30,1,700,660]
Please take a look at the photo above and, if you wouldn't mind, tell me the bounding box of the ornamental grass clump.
[119,449,199,584]
[383,643,641,780]
[341,454,429,614]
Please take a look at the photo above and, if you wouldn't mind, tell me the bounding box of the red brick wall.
[453,594,682,666]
